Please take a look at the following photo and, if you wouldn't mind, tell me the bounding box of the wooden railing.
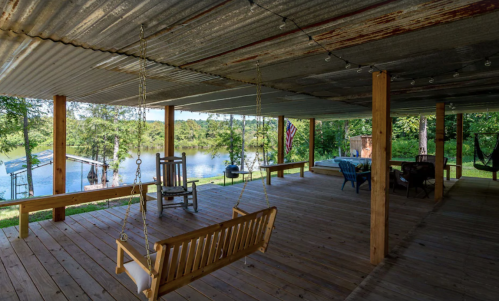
[0,182,154,238]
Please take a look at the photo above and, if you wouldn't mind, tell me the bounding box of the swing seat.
[116,206,277,301]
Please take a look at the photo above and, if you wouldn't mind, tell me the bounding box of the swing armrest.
[233,207,249,217]
[187,180,199,183]
[116,240,158,278]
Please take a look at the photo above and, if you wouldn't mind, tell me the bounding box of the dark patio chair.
[393,162,434,198]
[338,161,371,194]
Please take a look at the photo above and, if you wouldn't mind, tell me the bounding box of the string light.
[308,36,314,47]
[279,17,287,30]
[247,0,497,87]
[325,52,332,62]
[249,0,256,13]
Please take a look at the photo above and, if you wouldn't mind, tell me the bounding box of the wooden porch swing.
[115,27,277,301]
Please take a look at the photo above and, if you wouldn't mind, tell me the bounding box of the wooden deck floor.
[347,177,499,301]
[0,172,450,301]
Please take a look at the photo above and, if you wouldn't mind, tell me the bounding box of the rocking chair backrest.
[151,207,277,297]
[156,153,187,190]
[339,161,358,182]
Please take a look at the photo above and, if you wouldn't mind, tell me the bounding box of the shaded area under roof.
[4,150,107,175]
[1,0,499,119]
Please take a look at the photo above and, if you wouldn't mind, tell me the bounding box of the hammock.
[474,133,499,172]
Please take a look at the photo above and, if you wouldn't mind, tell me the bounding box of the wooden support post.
[19,208,29,238]
[456,113,463,179]
[370,71,390,265]
[53,95,66,222]
[140,184,148,212]
[388,117,393,160]
[165,106,175,157]
[435,103,445,202]
[165,106,175,200]
[309,118,315,171]
[277,116,284,177]
[493,172,497,181]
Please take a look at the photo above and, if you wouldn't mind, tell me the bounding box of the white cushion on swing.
[124,253,157,294]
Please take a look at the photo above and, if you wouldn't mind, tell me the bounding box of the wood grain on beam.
[53,95,66,222]
[435,103,445,202]
[277,116,284,177]
[456,113,463,179]
[309,118,315,171]
[370,71,390,265]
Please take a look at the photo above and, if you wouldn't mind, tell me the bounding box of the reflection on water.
[0,146,260,200]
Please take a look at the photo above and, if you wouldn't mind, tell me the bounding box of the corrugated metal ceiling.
[1,0,499,119]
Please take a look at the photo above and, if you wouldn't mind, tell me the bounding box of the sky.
[147,109,209,121]
[147,108,254,121]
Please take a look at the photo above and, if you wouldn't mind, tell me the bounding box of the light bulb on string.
[279,17,287,30]
[411,79,416,85]
[325,52,332,62]
[308,36,314,47]
[357,65,362,73]
[485,58,492,67]
[453,70,459,78]
[248,0,255,13]
[345,61,351,69]
[368,66,374,73]
[429,76,434,84]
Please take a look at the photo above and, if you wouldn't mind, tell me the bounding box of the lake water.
[0,146,260,200]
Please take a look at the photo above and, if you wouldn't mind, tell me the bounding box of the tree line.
[2,95,499,198]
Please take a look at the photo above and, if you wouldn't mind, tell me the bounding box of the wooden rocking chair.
[116,206,277,301]
[156,152,198,216]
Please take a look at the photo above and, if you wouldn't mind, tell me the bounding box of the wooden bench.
[260,161,307,185]
[0,182,154,238]
[116,206,278,301]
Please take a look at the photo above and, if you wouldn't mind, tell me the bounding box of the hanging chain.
[119,25,153,275]
[234,61,270,209]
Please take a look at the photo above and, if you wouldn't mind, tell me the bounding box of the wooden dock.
[0,172,457,300]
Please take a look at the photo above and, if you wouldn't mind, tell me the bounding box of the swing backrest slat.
[148,207,277,298]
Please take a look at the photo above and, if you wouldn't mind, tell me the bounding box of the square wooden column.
[309,118,315,171]
[164,106,175,202]
[456,113,463,179]
[370,71,390,265]
[435,103,445,202]
[53,95,66,222]
[388,117,393,159]
[277,116,285,177]
[165,106,175,157]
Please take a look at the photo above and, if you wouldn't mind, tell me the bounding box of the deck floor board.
[346,177,499,301]
[0,172,457,300]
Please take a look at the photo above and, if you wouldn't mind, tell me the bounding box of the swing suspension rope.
[119,25,153,275]
[234,61,270,209]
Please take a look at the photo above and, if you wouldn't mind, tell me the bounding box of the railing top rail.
[0,181,155,209]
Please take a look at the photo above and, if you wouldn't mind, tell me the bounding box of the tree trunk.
[112,110,120,187]
[22,106,34,197]
[241,115,245,171]
[419,115,428,155]
[229,114,234,165]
